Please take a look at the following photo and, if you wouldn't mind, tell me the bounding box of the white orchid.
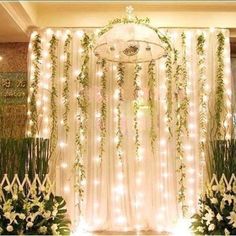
[227,211,236,228]
[208,223,215,231]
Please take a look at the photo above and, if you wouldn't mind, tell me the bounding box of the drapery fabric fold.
[27,28,232,232]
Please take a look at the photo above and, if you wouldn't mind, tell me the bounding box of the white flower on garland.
[227,211,236,228]
[6,225,13,232]
[208,223,215,231]
[216,213,223,221]
[196,226,204,232]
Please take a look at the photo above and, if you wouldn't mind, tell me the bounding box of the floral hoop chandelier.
[93,6,168,63]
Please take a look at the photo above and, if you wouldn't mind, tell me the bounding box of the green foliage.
[147,60,157,154]
[206,139,236,181]
[0,138,50,181]
[49,34,59,154]
[62,34,72,136]
[98,59,107,163]
[75,33,90,204]
[191,182,236,235]
[29,34,42,136]
[116,63,125,162]
[133,63,142,160]
[215,32,226,138]
[0,189,70,235]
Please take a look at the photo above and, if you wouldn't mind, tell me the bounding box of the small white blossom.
[6,225,13,232]
[51,224,58,234]
[52,209,58,217]
[211,198,218,204]
[12,194,18,200]
[26,222,33,228]
[227,211,236,228]
[223,194,233,205]
[208,223,215,231]
[19,213,26,220]
[203,210,214,225]
[225,228,230,235]
[216,213,223,221]
[197,226,204,232]
[38,226,47,234]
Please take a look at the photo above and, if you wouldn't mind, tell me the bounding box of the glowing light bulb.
[61,162,68,168]
[59,141,66,148]
[76,30,84,38]
[64,185,70,193]
[96,71,103,77]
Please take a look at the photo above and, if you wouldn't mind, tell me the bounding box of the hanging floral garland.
[49,34,59,153]
[62,34,72,137]
[29,33,42,136]
[98,59,107,163]
[133,63,142,160]
[75,33,90,205]
[165,45,175,137]
[215,31,225,138]
[116,62,125,162]
[196,33,207,178]
[174,31,189,216]
[148,60,157,154]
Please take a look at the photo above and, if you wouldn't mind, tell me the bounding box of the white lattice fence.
[0,174,54,202]
[209,173,236,190]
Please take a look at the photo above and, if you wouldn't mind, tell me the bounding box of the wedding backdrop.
[26,15,232,233]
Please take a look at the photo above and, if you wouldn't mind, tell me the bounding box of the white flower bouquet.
[191,180,236,235]
[0,183,70,235]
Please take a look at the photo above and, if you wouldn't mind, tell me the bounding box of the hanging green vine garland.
[165,44,174,137]
[148,60,157,154]
[215,31,225,138]
[133,63,142,160]
[29,33,42,136]
[75,33,90,203]
[49,34,58,153]
[116,62,125,162]
[196,33,207,160]
[62,34,72,136]
[99,59,107,163]
[174,40,188,216]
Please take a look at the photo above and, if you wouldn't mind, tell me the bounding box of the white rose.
[19,213,26,220]
[208,223,215,231]
[216,213,223,221]
[27,222,33,228]
[6,225,13,232]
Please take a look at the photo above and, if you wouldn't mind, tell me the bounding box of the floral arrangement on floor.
[0,176,70,235]
[191,176,236,235]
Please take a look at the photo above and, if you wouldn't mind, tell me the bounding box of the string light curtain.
[27,28,232,233]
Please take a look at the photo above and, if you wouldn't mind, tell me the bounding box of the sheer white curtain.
[27,28,232,233]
